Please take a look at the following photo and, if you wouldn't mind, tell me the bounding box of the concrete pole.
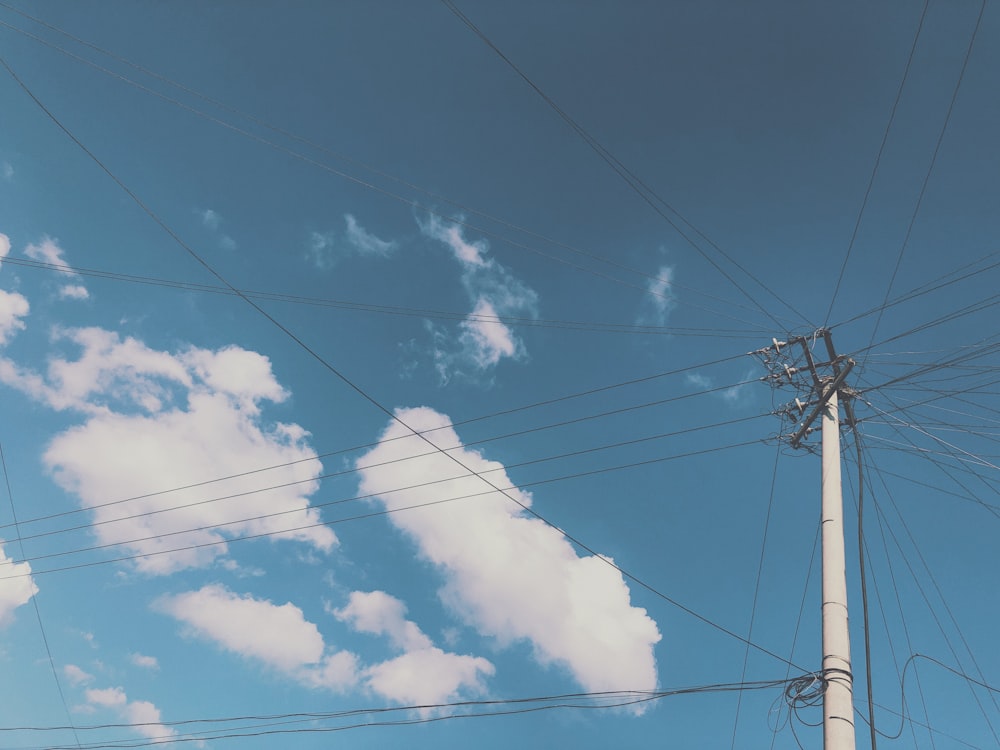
[821,386,856,749]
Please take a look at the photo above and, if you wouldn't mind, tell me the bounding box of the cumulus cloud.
[0,327,336,574]
[0,289,29,346]
[157,584,330,672]
[159,584,492,705]
[637,265,675,326]
[130,653,159,670]
[58,285,90,301]
[335,589,494,705]
[24,236,90,302]
[355,407,661,699]
[418,216,538,381]
[0,233,10,259]
[85,686,176,743]
[335,590,431,651]
[64,664,95,686]
[0,544,37,625]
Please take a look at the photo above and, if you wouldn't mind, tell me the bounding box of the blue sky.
[1,1,998,747]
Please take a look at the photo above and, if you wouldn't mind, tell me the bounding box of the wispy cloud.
[355,407,661,703]
[637,265,675,326]
[25,237,90,301]
[307,215,397,270]
[2,162,12,181]
[417,216,538,382]
[199,209,221,230]
[198,208,236,250]
[685,370,756,408]
[345,214,397,257]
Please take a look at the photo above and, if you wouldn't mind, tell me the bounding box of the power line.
[3,433,766,576]
[824,0,931,325]
[1,255,762,339]
[861,0,988,369]
[0,443,82,749]
[0,12,776,331]
[438,0,809,333]
[2,369,757,532]
[3,410,769,552]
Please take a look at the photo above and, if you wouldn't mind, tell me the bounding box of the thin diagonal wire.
[824,0,931,325]
[730,443,781,750]
[439,0,808,332]
[0,443,82,749]
[0,37,810,676]
[0,15,773,330]
[862,0,987,368]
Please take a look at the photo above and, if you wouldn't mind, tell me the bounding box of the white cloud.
[686,370,755,407]
[307,216,397,270]
[86,686,176,742]
[86,686,127,707]
[355,408,661,700]
[420,215,488,267]
[637,265,675,326]
[0,328,335,574]
[0,233,10,259]
[58,284,90,301]
[25,237,72,271]
[306,231,336,270]
[0,290,29,346]
[2,162,12,181]
[200,209,221,230]
[336,589,493,705]
[685,373,712,390]
[157,584,327,672]
[64,664,95,686]
[0,543,37,626]
[365,646,493,706]
[24,237,90,300]
[158,584,360,691]
[418,216,538,380]
[130,653,159,670]
[344,214,397,258]
[160,584,491,705]
[458,298,519,370]
[335,590,431,652]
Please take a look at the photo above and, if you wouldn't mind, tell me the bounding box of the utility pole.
[752,329,856,750]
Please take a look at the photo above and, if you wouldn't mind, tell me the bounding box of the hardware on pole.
[750,329,857,750]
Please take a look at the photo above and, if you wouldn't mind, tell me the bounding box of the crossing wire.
[0,443,82,750]
[0,66,801,668]
[2,410,769,552]
[2,433,767,577]
[0,11,775,331]
[439,0,809,333]
[861,0,988,370]
[1,369,757,531]
[824,0,931,325]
